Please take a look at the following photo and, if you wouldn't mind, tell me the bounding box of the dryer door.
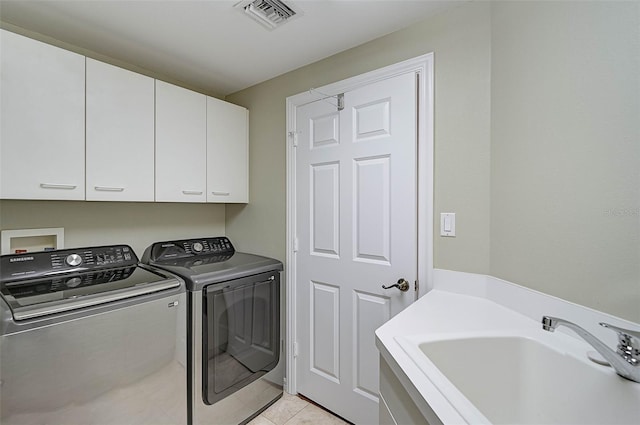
[202,270,280,404]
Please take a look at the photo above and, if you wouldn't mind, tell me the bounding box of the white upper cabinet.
[155,80,207,203]
[86,59,155,201]
[0,29,85,200]
[1,30,249,204]
[206,97,249,203]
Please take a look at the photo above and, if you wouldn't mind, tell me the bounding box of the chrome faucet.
[542,316,640,383]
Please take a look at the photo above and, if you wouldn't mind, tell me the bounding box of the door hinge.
[293,341,299,358]
[415,280,419,293]
[288,131,299,147]
[293,236,299,252]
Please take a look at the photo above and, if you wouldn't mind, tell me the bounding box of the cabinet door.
[0,30,85,200]
[155,81,207,202]
[86,59,155,201]
[206,97,249,203]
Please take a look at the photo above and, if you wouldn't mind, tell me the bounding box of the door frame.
[285,53,434,394]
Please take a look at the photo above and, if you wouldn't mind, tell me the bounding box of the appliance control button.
[192,242,204,253]
[65,254,83,267]
[65,277,82,287]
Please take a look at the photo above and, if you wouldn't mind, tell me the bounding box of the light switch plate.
[440,213,456,237]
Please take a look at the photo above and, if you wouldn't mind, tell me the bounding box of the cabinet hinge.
[415,280,419,292]
[293,236,299,252]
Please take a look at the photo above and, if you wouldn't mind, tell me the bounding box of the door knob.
[382,278,410,292]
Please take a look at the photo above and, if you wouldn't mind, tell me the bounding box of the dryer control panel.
[144,237,235,263]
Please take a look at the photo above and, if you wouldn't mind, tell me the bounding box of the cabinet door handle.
[211,191,230,196]
[40,183,77,190]
[182,190,203,195]
[95,186,124,192]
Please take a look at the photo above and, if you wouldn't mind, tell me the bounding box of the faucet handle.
[600,322,640,366]
[600,322,640,340]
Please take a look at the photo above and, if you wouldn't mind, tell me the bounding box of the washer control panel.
[145,237,235,262]
[1,245,138,283]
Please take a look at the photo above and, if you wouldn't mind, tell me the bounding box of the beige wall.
[0,201,225,257]
[227,1,639,322]
[0,1,637,322]
[490,1,640,320]
[226,1,493,273]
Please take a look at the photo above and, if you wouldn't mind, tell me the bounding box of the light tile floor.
[248,393,351,425]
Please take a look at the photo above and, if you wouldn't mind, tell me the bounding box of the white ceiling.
[0,0,459,96]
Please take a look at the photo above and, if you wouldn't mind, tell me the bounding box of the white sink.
[397,333,640,424]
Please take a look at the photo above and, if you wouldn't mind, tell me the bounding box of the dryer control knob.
[65,254,83,267]
[192,242,204,253]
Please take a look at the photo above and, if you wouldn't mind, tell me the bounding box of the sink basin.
[397,333,640,424]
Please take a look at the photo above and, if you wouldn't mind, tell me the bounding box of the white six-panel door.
[295,71,418,424]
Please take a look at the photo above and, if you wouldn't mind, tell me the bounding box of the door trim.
[285,53,434,394]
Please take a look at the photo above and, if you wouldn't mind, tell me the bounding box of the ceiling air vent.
[239,0,298,30]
